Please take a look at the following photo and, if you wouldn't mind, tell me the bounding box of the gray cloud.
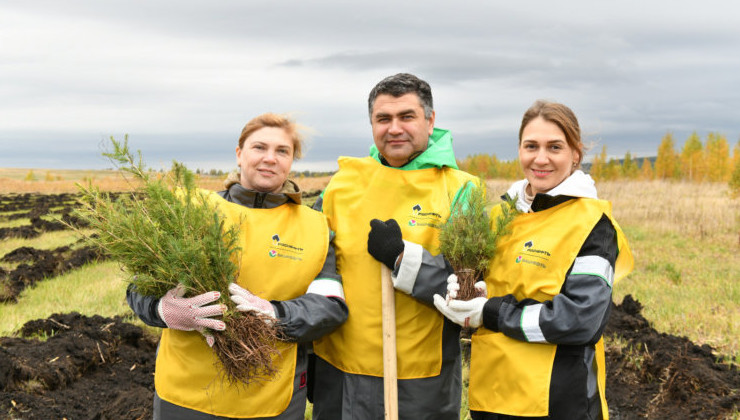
[2,1,740,172]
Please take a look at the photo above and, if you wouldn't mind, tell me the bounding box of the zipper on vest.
[254,193,266,208]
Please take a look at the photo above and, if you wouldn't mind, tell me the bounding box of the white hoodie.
[505,170,598,213]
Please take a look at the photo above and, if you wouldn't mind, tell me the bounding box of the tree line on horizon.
[457,131,740,196]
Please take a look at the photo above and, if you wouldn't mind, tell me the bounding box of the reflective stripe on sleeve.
[521,304,546,343]
[393,240,423,294]
[307,279,345,300]
[570,255,614,288]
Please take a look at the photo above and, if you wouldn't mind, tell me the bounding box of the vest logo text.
[268,233,305,261]
[515,240,550,269]
[407,203,442,228]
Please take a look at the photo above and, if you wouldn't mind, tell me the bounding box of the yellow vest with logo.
[313,156,476,378]
[469,198,633,418]
[155,192,329,418]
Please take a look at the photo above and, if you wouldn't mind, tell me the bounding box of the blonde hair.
[238,113,304,159]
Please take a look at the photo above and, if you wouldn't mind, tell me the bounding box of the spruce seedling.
[439,181,518,300]
[74,136,281,385]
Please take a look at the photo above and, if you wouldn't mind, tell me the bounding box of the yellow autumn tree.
[487,154,501,178]
[730,140,740,198]
[604,158,621,181]
[589,146,608,182]
[499,159,523,180]
[639,158,654,180]
[622,152,639,179]
[655,132,679,180]
[704,132,731,182]
[680,132,704,181]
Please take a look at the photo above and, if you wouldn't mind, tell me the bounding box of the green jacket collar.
[368,127,459,170]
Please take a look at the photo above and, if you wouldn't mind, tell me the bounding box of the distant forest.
[458,131,740,187]
[193,168,336,178]
[194,131,740,194]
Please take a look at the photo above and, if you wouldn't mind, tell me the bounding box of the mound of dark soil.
[0,296,737,419]
[0,226,40,241]
[0,244,107,303]
[0,193,77,213]
[0,192,112,239]
[605,295,739,419]
[0,312,157,420]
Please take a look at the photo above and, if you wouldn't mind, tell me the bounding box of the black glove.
[367,219,405,270]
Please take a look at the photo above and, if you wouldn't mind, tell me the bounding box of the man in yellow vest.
[311,73,476,420]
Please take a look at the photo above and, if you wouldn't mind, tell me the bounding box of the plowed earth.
[0,193,737,419]
[0,297,736,419]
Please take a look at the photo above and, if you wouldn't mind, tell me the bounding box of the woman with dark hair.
[435,100,633,420]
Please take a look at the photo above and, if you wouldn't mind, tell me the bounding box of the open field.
[0,176,738,418]
[0,167,227,194]
[0,168,332,195]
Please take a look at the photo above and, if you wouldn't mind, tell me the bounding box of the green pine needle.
[74,135,240,299]
[439,181,519,281]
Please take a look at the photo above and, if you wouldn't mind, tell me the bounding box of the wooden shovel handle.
[381,264,399,420]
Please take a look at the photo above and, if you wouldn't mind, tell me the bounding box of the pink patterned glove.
[228,283,276,325]
[157,284,226,347]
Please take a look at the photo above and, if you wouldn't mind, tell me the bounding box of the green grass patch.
[0,229,96,258]
[0,209,32,218]
[614,226,740,361]
[0,218,30,229]
[0,261,130,336]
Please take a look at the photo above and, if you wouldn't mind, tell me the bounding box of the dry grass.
[598,180,739,239]
[0,168,331,194]
[293,175,332,192]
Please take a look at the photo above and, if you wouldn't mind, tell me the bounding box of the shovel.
[381,264,398,420]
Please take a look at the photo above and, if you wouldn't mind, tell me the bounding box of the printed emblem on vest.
[406,203,443,228]
[268,233,306,261]
[515,240,551,269]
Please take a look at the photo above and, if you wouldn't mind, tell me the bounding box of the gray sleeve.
[126,284,167,328]
[392,241,453,306]
[272,230,348,343]
[482,215,618,345]
[312,194,324,212]
[273,294,348,343]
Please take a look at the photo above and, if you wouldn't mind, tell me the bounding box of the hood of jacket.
[506,170,598,213]
[221,171,303,207]
[368,127,459,170]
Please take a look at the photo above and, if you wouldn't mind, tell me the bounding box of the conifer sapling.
[74,136,282,385]
[438,181,518,300]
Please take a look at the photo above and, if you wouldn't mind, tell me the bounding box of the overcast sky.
[2,1,739,172]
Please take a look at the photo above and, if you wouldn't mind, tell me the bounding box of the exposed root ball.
[455,268,479,301]
[211,311,284,386]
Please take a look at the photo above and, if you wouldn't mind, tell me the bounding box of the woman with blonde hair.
[127,113,348,419]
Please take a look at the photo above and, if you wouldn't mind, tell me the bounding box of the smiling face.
[371,93,435,167]
[519,116,580,196]
[236,126,294,193]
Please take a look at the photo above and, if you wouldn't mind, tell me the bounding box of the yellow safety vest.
[313,156,476,378]
[469,198,633,418]
[155,192,329,418]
